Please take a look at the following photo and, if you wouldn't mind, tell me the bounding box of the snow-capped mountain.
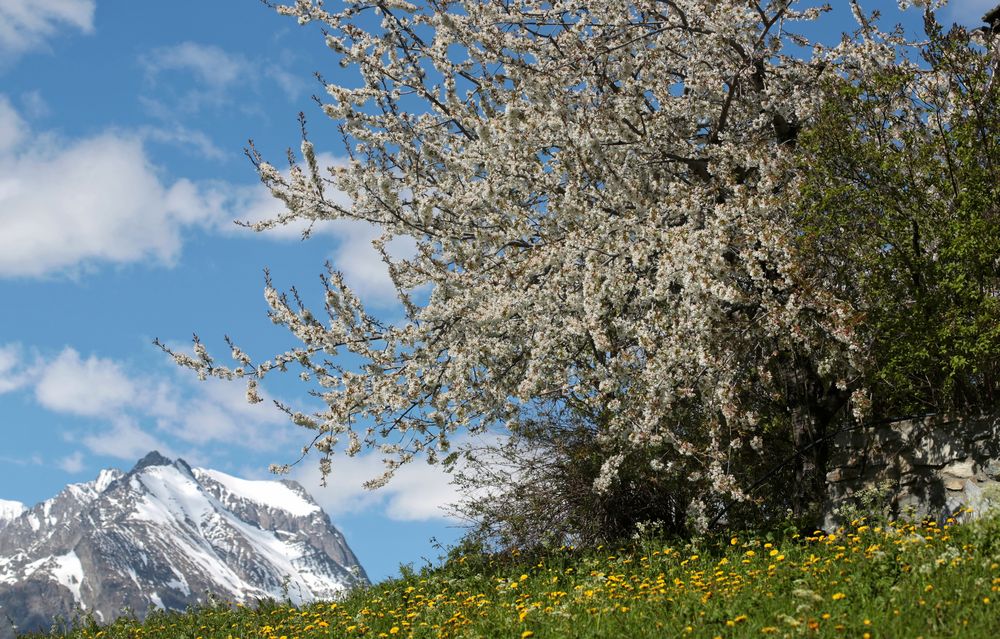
[0,452,367,638]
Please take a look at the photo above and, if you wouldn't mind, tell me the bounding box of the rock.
[909,428,966,466]
[985,459,1000,480]
[943,477,967,491]
[942,459,976,479]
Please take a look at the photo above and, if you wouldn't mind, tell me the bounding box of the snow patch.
[196,469,319,517]
[51,552,85,604]
[0,499,24,524]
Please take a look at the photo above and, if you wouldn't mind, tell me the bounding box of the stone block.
[822,414,1000,527]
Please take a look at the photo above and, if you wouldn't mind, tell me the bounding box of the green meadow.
[26,512,1000,639]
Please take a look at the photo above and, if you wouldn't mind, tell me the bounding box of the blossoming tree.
[162,0,946,534]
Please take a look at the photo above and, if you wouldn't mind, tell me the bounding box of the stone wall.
[823,413,1000,530]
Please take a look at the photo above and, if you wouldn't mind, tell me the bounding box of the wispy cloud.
[138,41,308,115]
[17,90,50,118]
[0,0,94,60]
[265,65,310,100]
[139,123,229,161]
[0,95,27,153]
[0,343,30,394]
[139,42,251,113]
[141,42,248,88]
[57,451,86,474]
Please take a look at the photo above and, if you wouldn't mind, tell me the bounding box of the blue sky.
[0,0,993,583]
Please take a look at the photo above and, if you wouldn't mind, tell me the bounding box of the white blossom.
[165,1,923,523]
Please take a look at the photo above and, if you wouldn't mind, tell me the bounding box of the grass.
[23,512,1000,639]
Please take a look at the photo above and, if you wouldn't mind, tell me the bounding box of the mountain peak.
[0,455,366,638]
[132,450,173,471]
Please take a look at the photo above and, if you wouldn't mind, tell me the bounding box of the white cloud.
[141,42,248,89]
[0,95,406,292]
[33,348,136,417]
[292,453,463,522]
[0,0,94,59]
[6,339,467,520]
[0,96,228,278]
[57,451,85,473]
[18,343,294,460]
[332,224,417,307]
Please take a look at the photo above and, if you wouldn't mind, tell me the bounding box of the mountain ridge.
[0,452,366,638]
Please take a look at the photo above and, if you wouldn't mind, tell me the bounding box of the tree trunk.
[791,397,839,520]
